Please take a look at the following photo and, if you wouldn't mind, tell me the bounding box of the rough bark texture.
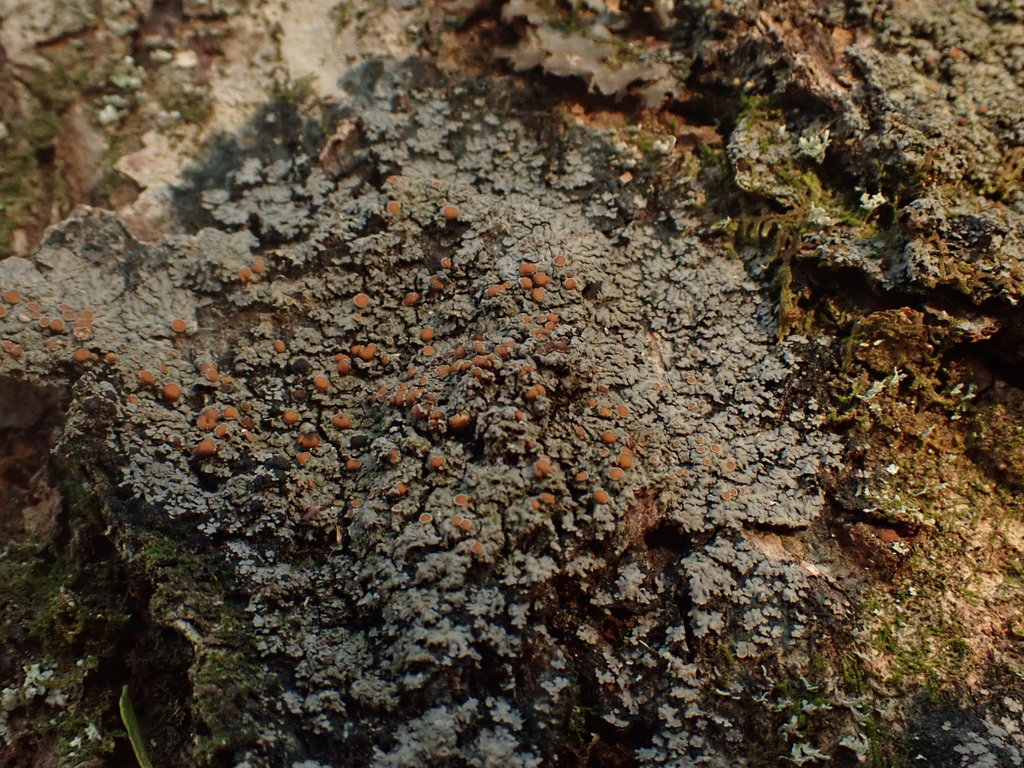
[2,1,1024,767]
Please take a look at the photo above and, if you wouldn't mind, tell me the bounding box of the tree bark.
[2,1,1024,766]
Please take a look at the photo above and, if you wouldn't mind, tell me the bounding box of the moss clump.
[0,38,130,256]
[158,82,215,127]
[0,469,130,763]
[0,109,63,253]
[968,383,1024,490]
[140,534,264,763]
[815,295,1024,761]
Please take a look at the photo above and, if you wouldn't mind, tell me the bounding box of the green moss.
[191,646,262,761]
[160,87,215,127]
[968,396,1024,490]
[0,433,258,765]
[0,34,130,257]
[787,204,1024,761]
[270,73,319,108]
[742,672,839,766]
[735,92,771,122]
[978,146,1024,200]
[860,712,911,768]
[330,2,352,31]
[629,127,677,161]
[0,108,62,252]
[0,468,131,762]
[139,532,264,763]
[526,0,588,34]
[774,164,824,204]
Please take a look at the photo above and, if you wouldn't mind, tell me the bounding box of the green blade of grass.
[119,685,155,768]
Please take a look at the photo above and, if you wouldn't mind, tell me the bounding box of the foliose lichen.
[0,59,851,764]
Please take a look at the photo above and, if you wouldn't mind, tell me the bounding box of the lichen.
[497,0,682,108]
[0,59,853,764]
